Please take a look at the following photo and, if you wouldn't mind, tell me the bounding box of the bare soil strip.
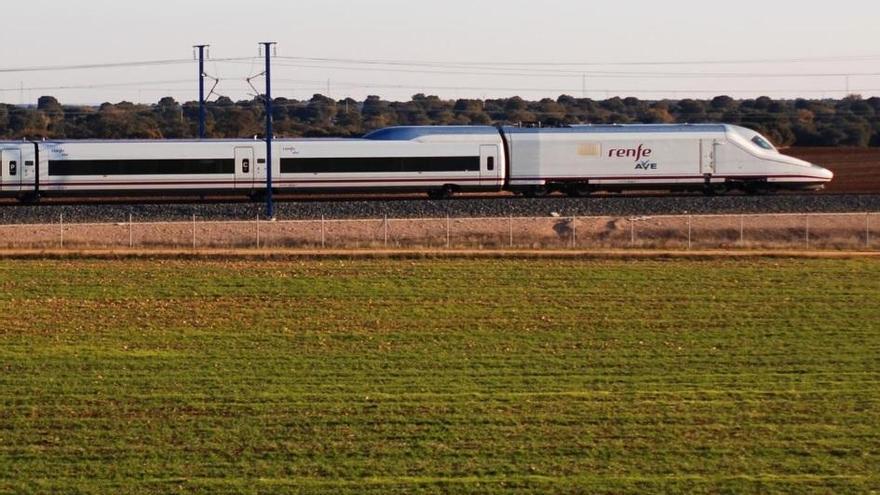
[1,248,878,260]
[784,147,880,194]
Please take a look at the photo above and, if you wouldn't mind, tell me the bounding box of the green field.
[1,257,879,494]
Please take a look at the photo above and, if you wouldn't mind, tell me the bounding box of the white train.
[0,124,832,199]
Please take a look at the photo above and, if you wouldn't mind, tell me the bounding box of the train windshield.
[751,135,776,151]
[730,126,778,153]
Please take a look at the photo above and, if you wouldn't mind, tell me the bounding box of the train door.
[1,149,22,192]
[480,144,500,187]
[700,139,717,176]
[234,147,254,189]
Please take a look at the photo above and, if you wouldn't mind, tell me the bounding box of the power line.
[272,55,880,77]
[248,60,880,80]
[1,52,876,75]
[6,53,866,79]
[0,79,192,92]
[274,53,880,67]
[3,54,876,82]
[0,59,193,74]
[270,77,879,95]
[0,57,254,74]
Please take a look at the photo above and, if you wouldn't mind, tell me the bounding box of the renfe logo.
[609,144,653,161]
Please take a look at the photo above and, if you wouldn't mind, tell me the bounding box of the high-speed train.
[0,124,833,200]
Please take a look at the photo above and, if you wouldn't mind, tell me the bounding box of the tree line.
[2,93,879,147]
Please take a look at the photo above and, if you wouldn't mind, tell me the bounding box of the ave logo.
[608,144,658,171]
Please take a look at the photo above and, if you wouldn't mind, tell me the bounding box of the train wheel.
[744,182,771,195]
[19,192,41,204]
[428,185,456,200]
[525,185,550,198]
[703,184,728,196]
[566,184,591,198]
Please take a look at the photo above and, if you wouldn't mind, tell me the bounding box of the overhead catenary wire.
[1,52,879,74]
[2,53,878,81]
[271,53,880,67]
[218,59,880,80]
[269,56,880,78]
[0,57,254,74]
[0,79,194,92]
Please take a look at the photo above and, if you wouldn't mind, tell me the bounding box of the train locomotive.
[0,124,833,199]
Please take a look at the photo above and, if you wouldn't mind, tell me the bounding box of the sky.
[1,0,879,105]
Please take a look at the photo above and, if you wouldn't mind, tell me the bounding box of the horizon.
[10,93,880,109]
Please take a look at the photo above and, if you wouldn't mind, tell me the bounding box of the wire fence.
[0,212,877,251]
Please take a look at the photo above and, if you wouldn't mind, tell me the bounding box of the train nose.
[816,165,834,181]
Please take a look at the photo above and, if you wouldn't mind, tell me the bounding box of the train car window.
[281,156,480,174]
[9,161,17,176]
[751,136,775,151]
[242,159,250,173]
[48,159,235,176]
[487,157,495,171]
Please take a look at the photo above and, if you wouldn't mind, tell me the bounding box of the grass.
[0,257,878,494]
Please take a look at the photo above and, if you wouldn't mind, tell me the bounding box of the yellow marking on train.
[578,143,601,157]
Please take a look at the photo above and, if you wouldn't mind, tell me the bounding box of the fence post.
[383,215,388,248]
[446,215,451,249]
[571,217,577,249]
[805,214,810,249]
[867,213,871,249]
[129,213,133,249]
[508,215,513,248]
[321,215,325,249]
[630,218,635,247]
[59,213,64,249]
[192,214,196,250]
[256,214,260,249]
[687,215,692,250]
[740,214,745,246]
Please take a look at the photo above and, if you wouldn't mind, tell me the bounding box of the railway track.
[0,190,871,207]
